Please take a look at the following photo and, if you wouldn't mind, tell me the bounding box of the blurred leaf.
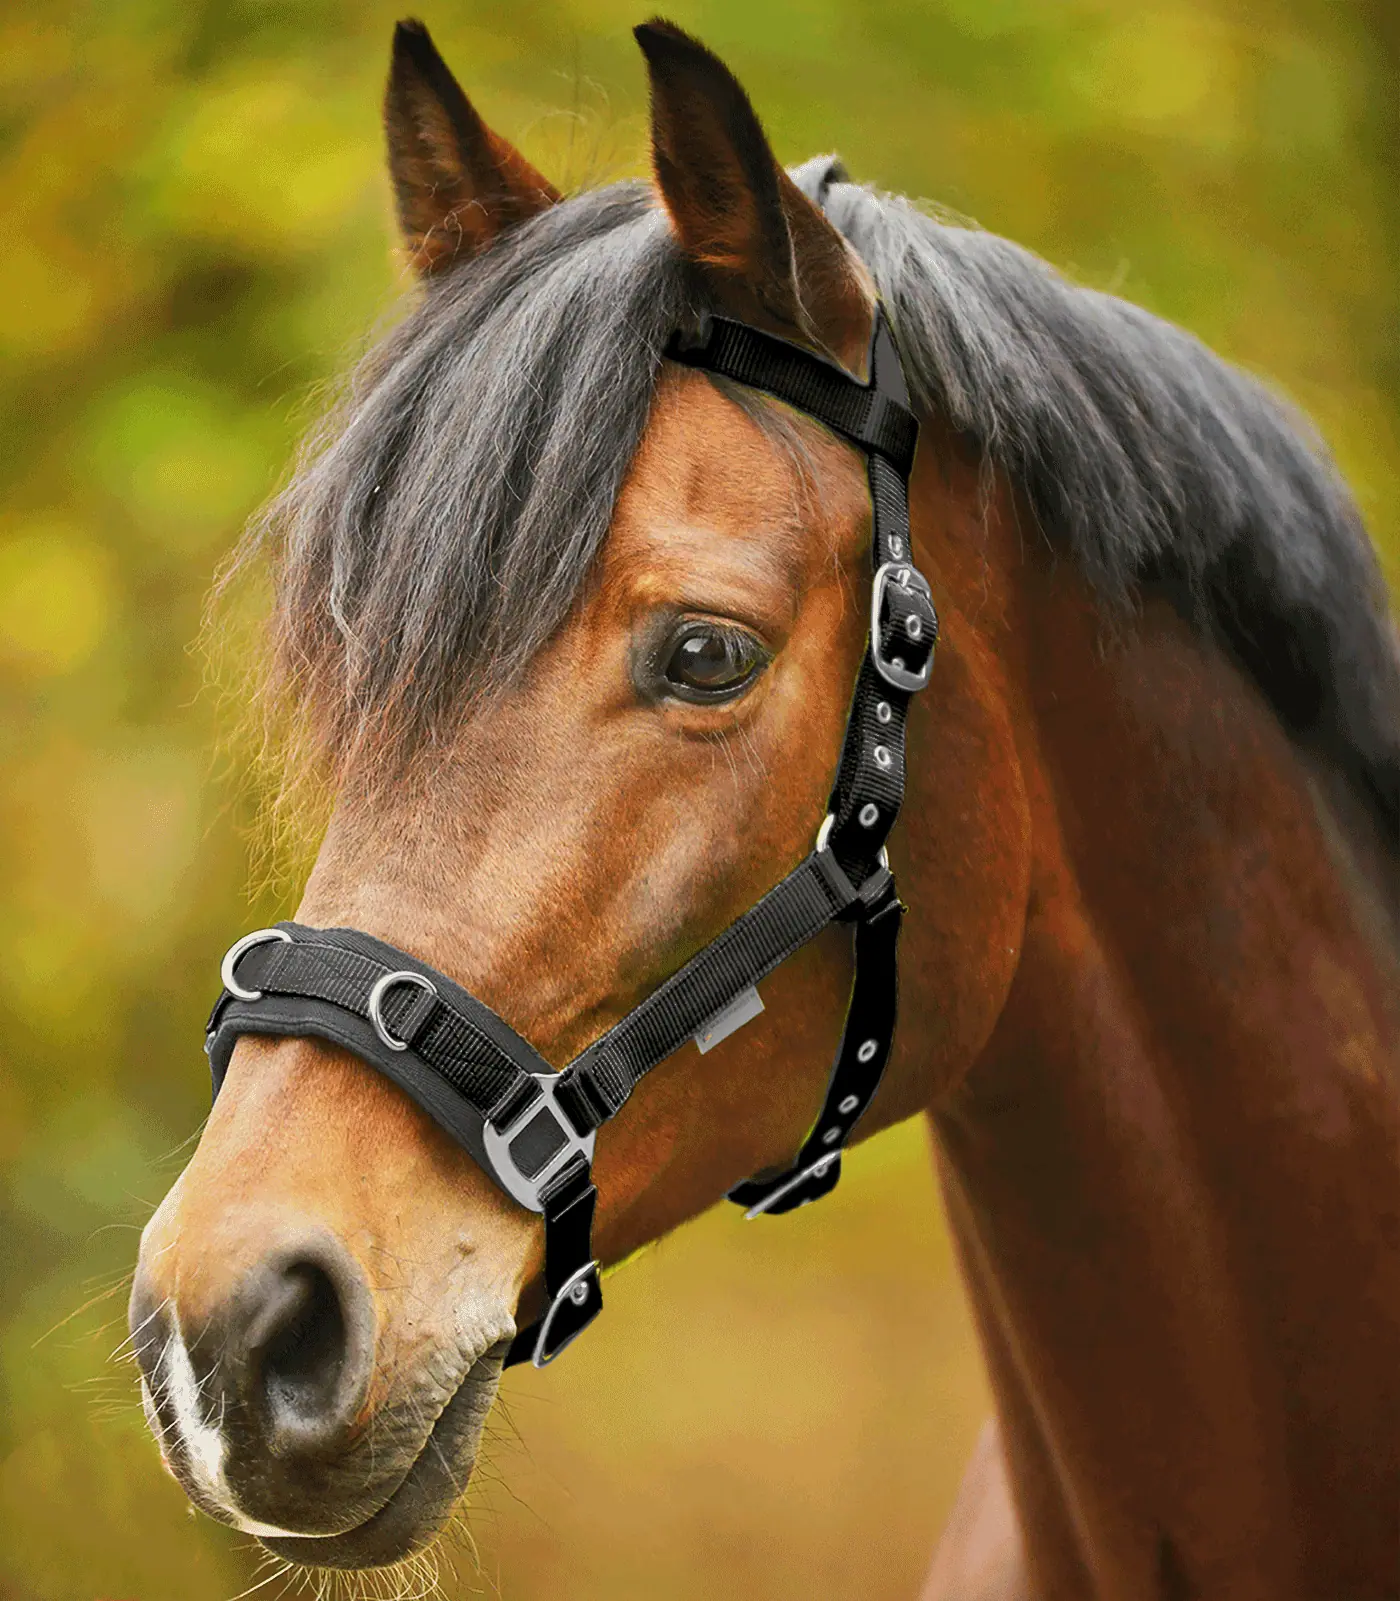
[0,525,113,676]
[86,376,278,552]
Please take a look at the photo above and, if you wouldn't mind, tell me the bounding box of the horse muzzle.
[128,1210,507,1566]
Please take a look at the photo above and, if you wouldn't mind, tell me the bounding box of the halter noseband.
[205,306,937,1367]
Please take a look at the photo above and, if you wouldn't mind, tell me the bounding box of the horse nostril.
[259,1262,346,1427]
[236,1246,374,1452]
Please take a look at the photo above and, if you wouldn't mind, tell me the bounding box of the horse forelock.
[223,182,701,799]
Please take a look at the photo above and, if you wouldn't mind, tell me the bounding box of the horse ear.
[634,19,873,371]
[384,19,560,276]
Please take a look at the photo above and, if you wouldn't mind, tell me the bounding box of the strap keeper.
[488,1076,542,1132]
[811,845,860,911]
[859,391,919,474]
[856,866,899,918]
[391,984,439,1049]
[554,1069,612,1134]
[539,1150,594,1214]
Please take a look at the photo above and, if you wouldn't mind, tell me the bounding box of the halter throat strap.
[204,306,936,1368]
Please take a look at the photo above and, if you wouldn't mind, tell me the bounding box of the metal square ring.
[482,1074,597,1213]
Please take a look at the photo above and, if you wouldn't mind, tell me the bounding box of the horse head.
[128,20,1019,1568]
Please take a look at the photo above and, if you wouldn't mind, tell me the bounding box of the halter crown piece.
[206,303,937,1367]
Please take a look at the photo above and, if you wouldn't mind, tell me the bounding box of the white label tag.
[693,986,764,1054]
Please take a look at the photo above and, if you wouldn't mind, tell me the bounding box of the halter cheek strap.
[204,306,937,1368]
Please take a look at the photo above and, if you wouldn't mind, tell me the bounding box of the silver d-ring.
[220,928,292,1002]
[368,970,437,1052]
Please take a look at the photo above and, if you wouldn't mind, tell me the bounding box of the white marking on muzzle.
[156,1319,325,1542]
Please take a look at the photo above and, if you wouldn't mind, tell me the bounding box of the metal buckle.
[815,811,889,871]
[742,1152,840,1220]
[367,970,438,1052]
[870,561,935,693]
[220,928,292,1002]
[482,1074,597,1214]
[532,1260,600,1368]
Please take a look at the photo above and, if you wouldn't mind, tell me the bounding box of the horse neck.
[902,438,1400,1600]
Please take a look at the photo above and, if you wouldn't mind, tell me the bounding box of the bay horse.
[129,18,1400,1599]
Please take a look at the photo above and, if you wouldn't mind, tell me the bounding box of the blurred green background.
[1,1,1397,1597]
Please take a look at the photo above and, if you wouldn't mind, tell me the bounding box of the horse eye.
[661,623,766,702]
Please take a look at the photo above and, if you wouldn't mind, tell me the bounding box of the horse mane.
[238,170,1400,837]
[815,173,1400,838]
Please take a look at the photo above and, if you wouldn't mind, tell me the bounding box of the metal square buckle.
[482,1074,597,1214]
[870,561,936,693]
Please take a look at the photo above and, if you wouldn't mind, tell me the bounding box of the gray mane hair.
[816,173,1400,831]
[239,183,696,774]
[237,167,1400,832]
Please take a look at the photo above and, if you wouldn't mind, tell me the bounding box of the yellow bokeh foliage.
[0,1,1394,1598]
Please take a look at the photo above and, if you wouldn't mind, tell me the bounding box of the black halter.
[205,306,937,1367]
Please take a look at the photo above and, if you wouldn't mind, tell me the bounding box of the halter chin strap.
[204,305,937,1368]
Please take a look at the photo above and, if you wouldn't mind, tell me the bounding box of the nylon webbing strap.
[833,468,920,868]
[506,1155,599,1367]
[660,309,933,1214]
[668,315,918,474]
[208,930,545,1116]
[556,848,863,1131]
[728,879,904,1216]
[202,301,936,1369]
[666,310,934,885]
